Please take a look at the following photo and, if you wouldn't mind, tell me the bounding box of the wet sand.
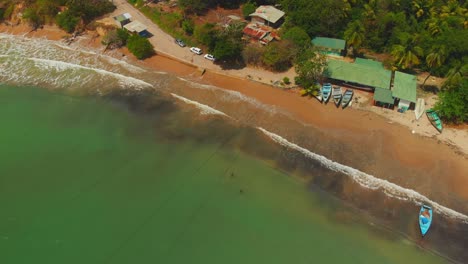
[1,24,467,206]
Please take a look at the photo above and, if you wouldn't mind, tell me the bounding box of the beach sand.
[1,24,467,204]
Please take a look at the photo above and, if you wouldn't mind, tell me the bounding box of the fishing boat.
[322,83,332,104]
[415,98,425,120]
[426,109,443,133]
[419,205,433,237]
[341,89,354,109]
[315,88,323,103]
[332,86,342,107]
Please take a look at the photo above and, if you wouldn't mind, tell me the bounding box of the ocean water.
[0,33,466,263]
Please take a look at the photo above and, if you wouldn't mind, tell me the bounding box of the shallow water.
[1,33,465,263]
[0,85,449,263]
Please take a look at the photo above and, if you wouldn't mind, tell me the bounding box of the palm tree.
[422,46,446,88]
[344,20,365,56]
[391,34,424,69]
[443,64,468,90]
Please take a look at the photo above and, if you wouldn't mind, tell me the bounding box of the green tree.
[344,20,365,56]
[56,10,80,33]
[391,33,424,69]
[282,26,311,51]
[242,1,256,19]
[212,36,242,62]
[194,23,218,50]
[422,45,446,88]
[178,0,207,15]
[294,49,327,92]
[262,41,295,72]
[242,44,264,66]
[442,64,468,91]
[22,7,43,29]
[434,79,468,124]
[127,34,155,60]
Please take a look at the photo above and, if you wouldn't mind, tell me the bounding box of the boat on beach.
[419,205,433,237]
[315,89,323,103]
[341,89,354,109]
[426,109,443,133]
[415,98,425,120]
[332,86,342,107]
[321,83,332,104]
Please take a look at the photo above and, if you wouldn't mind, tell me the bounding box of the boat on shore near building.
[341,89,354,109]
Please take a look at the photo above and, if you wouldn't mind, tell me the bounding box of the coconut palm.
[344,20,365,56]
[443,64,468,90]
[391,34,424,69]
[422,46,446,88]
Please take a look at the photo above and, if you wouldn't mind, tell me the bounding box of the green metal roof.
[392,71,417,103]
[373,87,394,104]
[312,37,346,51]
[355,58,384,69]
[325,59,392,89]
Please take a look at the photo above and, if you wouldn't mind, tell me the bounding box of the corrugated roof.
[355,58,384,69]
[374,87,394,104]
[392,71,417,103]
[124,20,147,33]
[325,59,391,89]
[243,24,268,40]
[312,37,346,50]
[249,5,285,23]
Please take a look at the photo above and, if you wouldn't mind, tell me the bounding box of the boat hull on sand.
[322,83,332,104]
[419,205,433,237]
[415,98,425,120]
[332,86,342,107]
[426,109,443,133]
[341,89,354,109]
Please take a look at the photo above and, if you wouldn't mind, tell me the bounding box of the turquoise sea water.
[0,85,448,263]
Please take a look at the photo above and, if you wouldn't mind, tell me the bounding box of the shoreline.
[1,24,468,202]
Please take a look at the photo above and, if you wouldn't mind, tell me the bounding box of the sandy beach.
[1,23,468,207]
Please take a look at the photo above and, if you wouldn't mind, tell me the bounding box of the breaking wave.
[258,127,468,223]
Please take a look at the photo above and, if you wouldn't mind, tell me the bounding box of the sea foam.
[258,127,468,223]
[171,93,229,117]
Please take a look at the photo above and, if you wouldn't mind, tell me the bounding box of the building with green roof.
[373,88,394,108]
[114,13,132,28]
[312,37,346,56]
[325,59,391,90]
[392,71,417,109]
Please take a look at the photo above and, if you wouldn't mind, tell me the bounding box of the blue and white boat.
[322,83,332,104]
[419,205,433,237]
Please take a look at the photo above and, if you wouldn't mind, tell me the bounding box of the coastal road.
[108,0,296,84]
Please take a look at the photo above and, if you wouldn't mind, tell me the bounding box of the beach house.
[114,13,132,28]
[312,37,346,57]
[123,21,150,37]
[249,5,285,28]
[392,71,417,110]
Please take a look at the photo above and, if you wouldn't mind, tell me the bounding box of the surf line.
[171,93,230,118]
[258,127,468,224]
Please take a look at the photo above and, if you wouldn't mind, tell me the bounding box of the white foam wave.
[171,93,229,117]
[258,127,468,223]
[29,57,152,88]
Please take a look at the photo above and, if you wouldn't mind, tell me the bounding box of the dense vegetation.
[0,0,115,32]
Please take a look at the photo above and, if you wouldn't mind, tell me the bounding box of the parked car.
[190,47,202,55]
[204,54,216,61]
[175,39,186,47]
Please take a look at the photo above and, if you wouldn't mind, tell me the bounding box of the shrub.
[22,7,43,29]
[242,44,264,66]
[3,4,14,20]
[182,19,194,35]
[127,34,155,59]
[102,28,129,49]
[434,79,468,124]
[262,41,295,72]
[194,23,218,50]
[283,77,290,85]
